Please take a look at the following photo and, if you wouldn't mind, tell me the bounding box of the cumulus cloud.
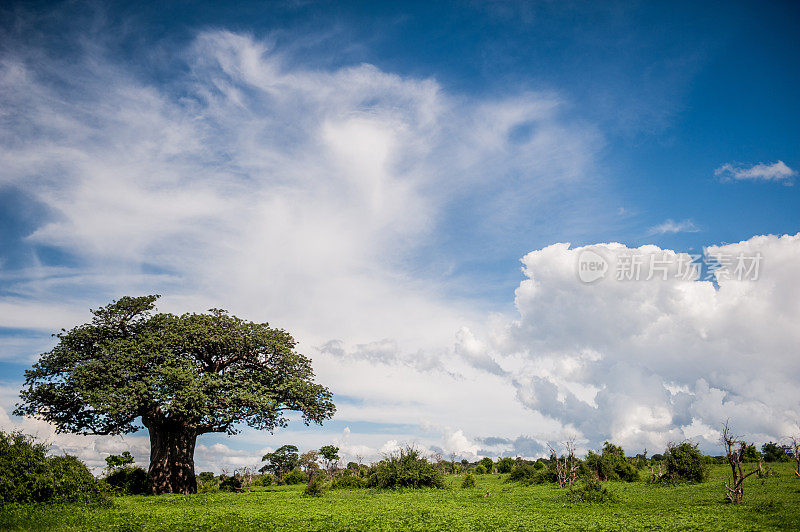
[647,219,700,235]
[476,233,800,452]
[715,160,797,183]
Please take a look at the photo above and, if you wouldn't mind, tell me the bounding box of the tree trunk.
[146,420,198,495]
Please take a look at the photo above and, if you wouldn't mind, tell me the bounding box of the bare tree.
[721,421,762,504]
[549,440,579,488]
[790,436,800,479]
[450,452,459,475]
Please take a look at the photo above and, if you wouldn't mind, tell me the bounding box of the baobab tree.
[15,295,336,494]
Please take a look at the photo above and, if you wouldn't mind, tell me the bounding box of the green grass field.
[3,464,798,531]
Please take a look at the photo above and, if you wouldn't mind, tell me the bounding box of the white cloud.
[647,219,700,235]
[0,28,601,468]
[478,233,800,453]
[715,160,797,183]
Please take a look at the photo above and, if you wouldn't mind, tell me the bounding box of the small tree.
[496,457,515,474]
[105,451,135,474]
[662,442,708,483]
[479,457,494,474]
[721,421,762,504]
[760,442,790,463]
[298,450,320,473]
[319,445,340,478]
[260,445,299,480]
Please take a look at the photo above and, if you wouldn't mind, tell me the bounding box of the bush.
[461,474,476,488]
[0,431,109,504]
[585,443,638,482]
[366,447,444,489]
[662,442,708,483]
[568,479,615,503]
[496,457,515,474]
[479,457,493,473]
[218,475,242,491]
[197,471,215,483]
[303,472,324,497]
[474,464,486,474]
[197,477,219,493]
[251,474,274,486]
[105,466,150,495]
[283,468,308,485]
[506,463,557,485]
[331,475,366,489]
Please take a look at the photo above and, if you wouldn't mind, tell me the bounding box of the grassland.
[2,464,798,531]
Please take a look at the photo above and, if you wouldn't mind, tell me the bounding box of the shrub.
[585,443,638,482]
[303,472,324,497]
[461,474,476,488]
[105,466,150,495]
[197,471,215,483]
[331,475,366,489]
[218,475,242,491]
[496,457,515,474]
[252,474,274,486]
[474,464,486,474]
[197,477,219,493]
[479,457,493,473]
[568,479,615,503]
[366,447,444,489]
[283,468,308,485]
[663,442,708,483]
[0,431,109,504]
[506,463,556,485]
[761,442,790,463]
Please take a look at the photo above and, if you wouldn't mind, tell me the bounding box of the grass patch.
[1,464,798,531]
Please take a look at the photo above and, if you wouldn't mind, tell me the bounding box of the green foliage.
[461,474,476,488]
[366,447,444,489]
[479,457,493,473]
[319,445,340,472]
[496,457,515,474]
[0,431,109,504]
[197,477,219,493]
[284,468,309,485]
[761,442,790,462]
[260,445,299,478]
[303,472,324,497]
[331,475,366,489]
[741,443,761,462]
[2,464,800,530]
[568,479,615,503]
[197,472,215,483]
[15,296,336,493]
[105,466,150,495]
[250,474,274,486]
[662,442,708,483]
[506,463,557,485]
[474,464,486,474]
[585,442,638,482]
[219,475,242,492]
[105,451,135,473]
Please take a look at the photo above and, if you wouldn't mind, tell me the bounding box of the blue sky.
[1,1,798,470]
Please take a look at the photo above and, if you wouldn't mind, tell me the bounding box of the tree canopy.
[260,444,299,478]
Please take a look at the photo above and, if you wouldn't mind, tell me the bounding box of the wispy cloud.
[715,160,796,183]
[647,219,699,235]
